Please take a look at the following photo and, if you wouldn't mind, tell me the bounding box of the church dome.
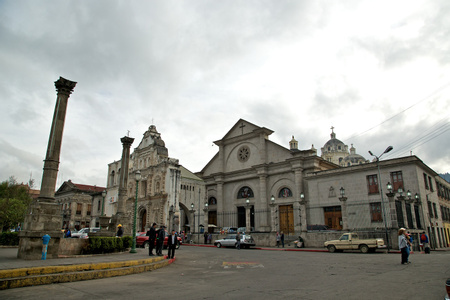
[322,128,348,154]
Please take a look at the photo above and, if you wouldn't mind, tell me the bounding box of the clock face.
[238,146,250,162]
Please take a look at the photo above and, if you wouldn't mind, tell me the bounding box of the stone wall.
[58,238,88,256]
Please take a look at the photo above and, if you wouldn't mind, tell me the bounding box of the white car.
[214,234,255,249]
[71,228,100,238]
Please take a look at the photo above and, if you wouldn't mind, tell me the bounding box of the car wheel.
[360,244,369,253]
[216,243,222,248]
[327,245,336,253]
[143,241,149,249]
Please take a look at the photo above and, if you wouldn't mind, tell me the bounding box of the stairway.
[0,255,173,290]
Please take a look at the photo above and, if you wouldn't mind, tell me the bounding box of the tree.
[0,178,33,232]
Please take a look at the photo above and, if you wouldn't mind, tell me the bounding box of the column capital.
[54,76,77,96]
[120,136,135,147]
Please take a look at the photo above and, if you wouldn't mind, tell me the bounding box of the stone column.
[216,178,224,228]
[386,192,398,229]
[18,77,76,260]
[300,199,307,232]
[270,202,277,232]
[245,205,251,232]
[258,174,269,230]
[39,77,77,202]
[117,136,134,214]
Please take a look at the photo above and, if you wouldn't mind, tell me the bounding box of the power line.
[342,81,450,143]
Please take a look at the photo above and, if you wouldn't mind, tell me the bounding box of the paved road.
[1,246,449,299]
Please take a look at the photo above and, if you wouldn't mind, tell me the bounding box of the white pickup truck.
[324,233,386,253]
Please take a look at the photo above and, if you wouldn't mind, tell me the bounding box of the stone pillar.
[117,136,134,214]
[293,200,301,233]
[18,77,76,259]
[258,174,269,230]
[216,179,224,228]
[386,192,398,229]
[245,205,251,232]
[270,202,277,232]
[339,196,348,231]
[300,199,307,232]
[39,77,77,202]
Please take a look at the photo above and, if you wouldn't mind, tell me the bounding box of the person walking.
[236,232,241,250]
[276,232,280,247]
[146,223,157,256]
[204,231,208,244]
[116,224,123,238]
[420,232,430,254]
[167,229,178,259]
[156,225,166,256]
[281,231,285,248]
[398,228,410,264]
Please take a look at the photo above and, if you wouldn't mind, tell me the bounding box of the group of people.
[203,231,212,244]
[146,223,178,259]
[276,231,285,248]
[398,228,430,265]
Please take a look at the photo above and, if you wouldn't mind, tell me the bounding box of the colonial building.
[305,155,450,249]
[105,125,206,235]
[197,119,337,236]
[55,180,105,230]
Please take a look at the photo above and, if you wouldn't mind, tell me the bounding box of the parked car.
[71,227,100,238]
[324,232,386,253]
[214,234,255,249]
[135,231,182,249]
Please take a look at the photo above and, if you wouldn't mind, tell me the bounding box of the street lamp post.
[130,170,141,253]
[339,187,348,231]
[369,145,393,251]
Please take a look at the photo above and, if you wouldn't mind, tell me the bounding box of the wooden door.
[323,206,342,230]
[279,205,294,235]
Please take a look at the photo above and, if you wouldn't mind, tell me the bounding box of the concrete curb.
[0,256,174,290]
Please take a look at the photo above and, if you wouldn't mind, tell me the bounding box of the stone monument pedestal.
[18,201,64,260]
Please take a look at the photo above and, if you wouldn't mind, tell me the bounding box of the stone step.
[0,256,174,290]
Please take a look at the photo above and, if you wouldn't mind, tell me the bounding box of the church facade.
[197,119,337,236]
[105,125,206,235]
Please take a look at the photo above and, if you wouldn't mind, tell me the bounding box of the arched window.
[110,171,115,186]
[237,186,254,199]
[278,188,292,198]
[209,197,217,205]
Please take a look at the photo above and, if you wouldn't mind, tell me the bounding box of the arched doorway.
[139,208,147,232]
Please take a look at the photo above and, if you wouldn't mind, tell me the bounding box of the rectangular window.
[427,201,433,218]
[428,176,433,192]
[390,171,404,192]
[405,203,413,229]
[76,203,82,215]
[98,200,101,212]
[414,205,422,229]
[433,203,438,219]
[367,175,379,194]
[396,200,405,228]
[423,173,429,189]
[370,202,383,222]
[87,204,91,216]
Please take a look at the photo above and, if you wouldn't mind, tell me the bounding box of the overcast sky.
[1,0,449,189]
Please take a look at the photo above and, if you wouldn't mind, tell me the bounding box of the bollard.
[42,234,51,260]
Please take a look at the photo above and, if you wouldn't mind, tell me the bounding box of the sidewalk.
[0,247,153,271]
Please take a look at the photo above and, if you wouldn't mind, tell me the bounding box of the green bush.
[0,232,19,246]
[82,236,133,254]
